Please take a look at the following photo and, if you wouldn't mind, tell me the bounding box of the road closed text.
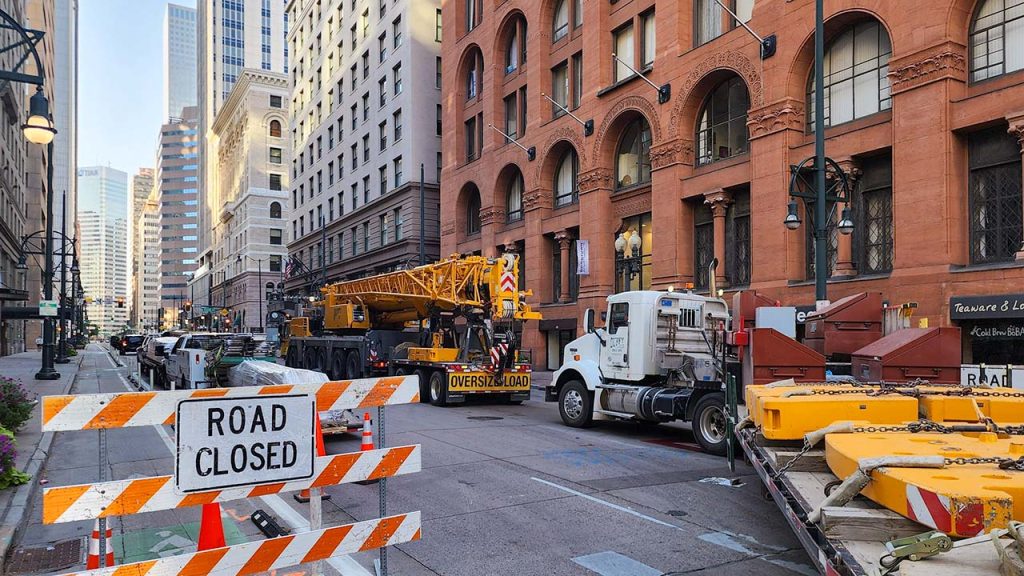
[175,395,315,493]
[194,404,298,476]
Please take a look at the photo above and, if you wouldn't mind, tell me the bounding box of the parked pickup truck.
[139,335,180,389]
[165,333,274,389]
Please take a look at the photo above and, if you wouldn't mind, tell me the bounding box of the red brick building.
[439,0,1024,369]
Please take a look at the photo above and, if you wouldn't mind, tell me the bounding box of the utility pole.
[813,0,827,306]
[419,164,425,265]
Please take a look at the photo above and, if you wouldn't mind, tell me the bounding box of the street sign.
[174,394,316,493]
[39,299,58,317]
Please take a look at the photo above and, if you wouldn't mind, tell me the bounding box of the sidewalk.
[0,349,82,566]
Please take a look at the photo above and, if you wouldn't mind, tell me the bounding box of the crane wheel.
[428,371,448,406]
[285,346,298,368]
[413,369,429,403]
[330,352,346,380]
[692,393,728,456]
[344,351,362,379]
[558,380,594,427]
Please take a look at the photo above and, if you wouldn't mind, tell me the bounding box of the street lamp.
[21,87,55,145]
[614,230,643,292]
[237,254,265,333]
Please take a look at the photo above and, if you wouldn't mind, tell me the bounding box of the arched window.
[554,148,578,207]
[269,201,282,218]
[615,117,652,189]
[465,48,483,100]
[553,0,569,41]
[269,119,282,137]
[466,188,482,234]
[970,0,1024,82]
[696,76,750,166]
[808,20,891,129]
[505,16,527,74]
[506,170,524,222]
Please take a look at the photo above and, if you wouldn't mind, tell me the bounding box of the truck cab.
[546,290,734,454]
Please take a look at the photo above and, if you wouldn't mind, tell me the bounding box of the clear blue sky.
[79,0,196,176]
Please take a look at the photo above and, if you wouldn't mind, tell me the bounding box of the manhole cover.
[7,538,83,574]
[466,416,504,421]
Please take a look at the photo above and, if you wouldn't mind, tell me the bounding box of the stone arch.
[493,163,527,222]
[591,95,661,167]
[670,50,762,141]
[492,9,528,72]
[535,126,588,184]
[783,9,895,105]
[947,0,982,45]
[456,43,485,101]
[457,181,483,236]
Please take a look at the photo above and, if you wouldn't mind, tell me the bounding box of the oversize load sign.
[175,394,315,493]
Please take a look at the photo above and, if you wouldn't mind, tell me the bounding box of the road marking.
[698,532,814,576]
[572,551,661,576]
[118,372,373,576]
[530,477,680,530]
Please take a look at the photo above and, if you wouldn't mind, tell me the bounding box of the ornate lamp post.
[613,230,643,293]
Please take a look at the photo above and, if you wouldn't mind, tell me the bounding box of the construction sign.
[41,376,423,575]
[174,394,316,493]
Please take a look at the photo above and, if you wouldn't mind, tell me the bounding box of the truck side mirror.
[584,308,596,333]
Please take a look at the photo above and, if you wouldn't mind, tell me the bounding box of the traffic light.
[116,297,125,308]
[184,300,192,312]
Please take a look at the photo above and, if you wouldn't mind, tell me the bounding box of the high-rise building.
[440,0,1024,368]
[78,166,129,336]
[129,168,154,327]
[164,3,197,120]
[53,0,77,246]
[200,70,290,332]
[198,0,289,267]
[155,107,200,328]
[0,0,33,354]
[283,0,441,296]
[135,192,162,332]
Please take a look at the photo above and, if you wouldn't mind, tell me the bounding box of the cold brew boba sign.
[174,394,316,493]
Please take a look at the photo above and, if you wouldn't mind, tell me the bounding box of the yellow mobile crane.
[285,253,541,405]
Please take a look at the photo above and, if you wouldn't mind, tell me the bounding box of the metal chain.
[943,456,1024,470]
[772,440,812,478]
[852,419,955,434]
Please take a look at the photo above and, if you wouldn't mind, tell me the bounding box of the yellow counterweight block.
[825,432,1024,537]
[919,390,1024,425]
[745,383,918,440]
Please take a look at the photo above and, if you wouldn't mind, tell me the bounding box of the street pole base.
[55,356,70,364]
[35,368,60,380]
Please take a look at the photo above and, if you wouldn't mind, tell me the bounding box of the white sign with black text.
[174,394,316,493]
[576,240,589,276]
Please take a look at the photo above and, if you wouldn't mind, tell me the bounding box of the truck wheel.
[558,380,593,428]
[428,371,448,406]
[344,351,361,379]
[285,346,298,368]
[330,352,346,380]
[692,393,728,456]
[413,369,429,403]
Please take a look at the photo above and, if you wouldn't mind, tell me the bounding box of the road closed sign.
[174,394,316,493]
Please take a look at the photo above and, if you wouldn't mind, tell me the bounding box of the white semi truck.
[545,289,734,454]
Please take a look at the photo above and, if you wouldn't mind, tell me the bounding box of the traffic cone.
[86,519,115,568]
[356,412,378,485]
[197,503,225,551]
[295,412,331,503]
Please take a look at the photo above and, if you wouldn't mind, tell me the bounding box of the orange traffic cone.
[295,412,331,503]
[197,503,226,550]
[356,412,378,485]
[86,519,115,568]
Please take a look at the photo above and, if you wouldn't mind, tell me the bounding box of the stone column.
[555,231,574,302]
[704,189,732,288]
[834,159,861,277]
[1010,117,1024,261]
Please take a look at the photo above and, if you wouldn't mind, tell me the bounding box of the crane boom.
[319,254,541,329]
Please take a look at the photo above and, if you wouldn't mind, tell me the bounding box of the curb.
[0,353,84,565]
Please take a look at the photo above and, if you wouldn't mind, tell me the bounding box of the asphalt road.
[10,345,814,576]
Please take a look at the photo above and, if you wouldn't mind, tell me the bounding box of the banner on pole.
[576,240,589,276]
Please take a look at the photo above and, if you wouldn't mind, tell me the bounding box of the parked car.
[119,334,145,355]
[139,335,181,388]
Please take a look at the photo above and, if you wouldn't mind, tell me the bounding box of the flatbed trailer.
[737,427,1012,575]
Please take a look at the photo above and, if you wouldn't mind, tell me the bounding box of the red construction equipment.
[851,326,962,384]
[803,292,883,360]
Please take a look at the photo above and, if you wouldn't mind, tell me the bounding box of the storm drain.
[466,416,504,421]
[7,538,83,574]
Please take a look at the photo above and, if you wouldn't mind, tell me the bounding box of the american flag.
[284,255,297,279]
